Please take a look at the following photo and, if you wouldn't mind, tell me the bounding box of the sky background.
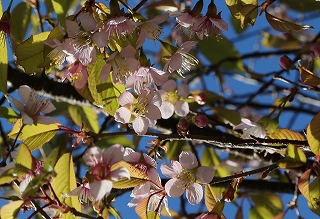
[1,0,320,218]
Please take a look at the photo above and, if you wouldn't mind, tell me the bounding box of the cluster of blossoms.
[40,0,228,135]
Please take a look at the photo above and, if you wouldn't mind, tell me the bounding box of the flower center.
[112,56,132,83]
[177,169,195,189]
[176,51,199,76]
[164,92,178,105]
[91,163,110,180]
[131,97,148,118]
[143,22,162,41]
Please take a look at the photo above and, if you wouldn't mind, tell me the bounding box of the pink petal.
[150,13,169,24]
[179,41,198,52]
[36,116,60,124]
[160,102,174,119]
[177,84,190,98]
[21,111,33,125]
[179,151,198,169]
[118,92,134,106]
[146,104,161,120]
[136,31,147,49]
[109,167,130,181]
[114,107,131,124]
[78,12,96,31]
[165,178,185,197]
[89,180,113,201]
[169,54,182,72]
[162,80,176,92]
[196,166,214,184]
[120,44,136,58]
[11,96,24,112]
[174,100,189,117]
[92,31,109,48]
[210,18,228,31]
[83,146,102,166]
[132,117,148,135]
[160,161,182,178]
[66,20,79,37]
[186,183,203,205]
[18,85,32,105]
[148,168,160,183]
[41,101,56,114]
[103,144,125,165]
[100,63,111,82]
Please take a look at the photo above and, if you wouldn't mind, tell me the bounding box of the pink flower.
[65,183,94,203]
[102,15,137,40]
[114,89,162,135]
[100,44,140,83]
[192,114,208,128]
[136,13,169,48]
[160,151,214,205]
[125,66,169,94]
[64,61,88,89]
[233,118,266,139]
[82,144,130,201]
[11,85,58,125]
[310,43,320,60]
[164,41,199,77]
[159,80,190,119]
[193,15,228,40]
[44,38,77,65]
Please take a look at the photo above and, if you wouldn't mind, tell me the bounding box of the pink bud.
[310,44,320,60]
[0,11,11,39]
[192,114,208,128]
[177,117,189,130]
[194,93,206,105]
[279,55,296,70]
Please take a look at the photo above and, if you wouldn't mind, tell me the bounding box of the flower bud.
[177,117,189,130]
[0,11,11,40]
[192,114,208,128]
[194,92,206,105]
[279,55,296,70]
[310,44,320,60]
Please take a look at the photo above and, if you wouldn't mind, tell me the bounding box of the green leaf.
[0,164,30,185]
[0,0,8,94]
[265,10,314,32]
[44,147,61,173]
[15,32,50,74]
[8,120,59,151]
[250,193,283,218]
[239,4,258,28]
[68,105,99,132]
[0,107,19,122]
[307,111,320,155]
[22,173,51,198]
[205,185,218,211]
[279,0,320,12]
[16,144,33,170]
[261,32,300,50]
[278,144,306,168]
[202,147,230,177]
[198,35,245,72]
[51,0,68,29]
[74,84,95,103]
[213,106,241,126]
[11,2,32,46]
[298,62,320,87]
[51,153,81,219]
[0,200,24,219]
[112,161,149,189]
[309,177,320,216]
[96,135,134,149]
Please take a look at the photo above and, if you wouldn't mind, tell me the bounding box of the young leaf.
[268,128,306,141]
[250,193,283,218]
[298,62,320,87]
[308,177,320,216]
[307,111,320,155]
[0,0,8,94]
[0,107,19,123]
[278,144,306,168]
[15,31,50,74]
[298,169,312,202]
[51,153,81,219]
[239,4,258,28]
[11,2,32,46]
[0,200,24,219]
[201,147,231,177]
[205,185,218,211]
[0,165,30,185]
[265,10,314,32]
[68,105,99,132]
[16,143,33,170]
[51,0,68,29]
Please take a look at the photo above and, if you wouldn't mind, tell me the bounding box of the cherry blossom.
[100,44,140,83]
[114,89,162,135]
[63,61,88,89]
[193,14,228,40]
[233,118,266,139]
[44,38,77,66]
[136,13,169,48]
[81,144,130,201]
[159,80,190,119]
[163,41,199,77]
[101,15,137,40]
[125,66,169,94]
[160,151,214,205]
[20,160,44,193]
[65,183,94,203]
[11,85,58,125]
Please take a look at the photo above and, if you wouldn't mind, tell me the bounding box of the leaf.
[0,165,30,185]
[74,84,95,103]
[11,2,32,46]
[268,128,306,141]
[198,35,245,72]
[0,200,24,219]
[265,10,314,32]
[261,32,300,50]
[307,111,320,155]
[15,32,50,74]
[51,153,81,219]
[298,62,320,87]
[16,144,33,170]
[0,0,8,94]
[135,195,161,219]
[68,105,99,132]
[0,106,19,122]
[44,147,61,173]
[111,161,149,189]
[212,106,241,126]
[298,169,312,202]
[279,0,320,12]
[277,144,306,168]
[22,173,51,198]
[205,185,218,211]
[202,147,230,177]
[250,193,283,217]
[309,177,320,216]
[7,120,59,151]
[51,0,68,29]
[239,4,258,28]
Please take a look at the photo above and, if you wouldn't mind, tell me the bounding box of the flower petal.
[109,167,130,181]
[89,180,113,201]
[118,92,134,106]
[177,84,190,98]
[18,85,32,105]
[146,104,161,120]
[174,100,189,117]
[83,146,103,166]
[196,166,214,184]
[103,144,125,165]
[114,107,131,124]
[179,151,198,169]
[186,183,203,205]
[160,102,174,119]
[165,178,185,197]
[160,161,181,178]
[132,117,149,135]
